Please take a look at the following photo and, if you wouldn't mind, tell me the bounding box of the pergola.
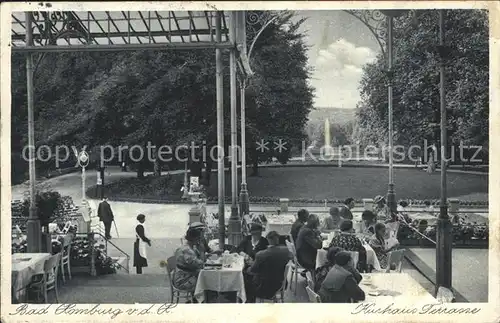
[11,10,257,252]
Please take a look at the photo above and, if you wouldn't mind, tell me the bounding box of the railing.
[95,232,130,274]
[72,232,130,274]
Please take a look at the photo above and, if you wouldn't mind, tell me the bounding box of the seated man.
[329,220,367,272]
[249,231,293,301]
[322,206,342,232]
[318,251,365,303]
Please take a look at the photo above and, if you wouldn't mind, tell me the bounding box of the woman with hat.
[188,222,214,261]
[134,214,151,274]
[236,222,269,303]
[373,195,389,222]
[172,228,205,297]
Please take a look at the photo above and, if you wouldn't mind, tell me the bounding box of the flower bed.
[70,235,117,275]
[398,214,488,247]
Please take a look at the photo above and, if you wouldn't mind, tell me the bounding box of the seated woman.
[314,246,343,292]
[318,251,365,303]
[189,222,219,261]
[369,222,400,269]
[373,195,389,222]
[237,222,269,303]
[172,228,205,299]
[361,210,377,235]
[329,220,367,272]
[322,207,342,232]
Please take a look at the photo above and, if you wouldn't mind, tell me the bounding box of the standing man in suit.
[97,197,114,239]
[249,231,293,301]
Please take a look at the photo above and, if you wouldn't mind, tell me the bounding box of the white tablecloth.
[265,214,295,236]
[316,243,381,270]
[194,256,246,303]
[360,273,436,303]
[12,253,51,300]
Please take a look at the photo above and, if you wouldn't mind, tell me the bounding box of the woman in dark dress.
[134,214,151,274]
[236,223,269,303]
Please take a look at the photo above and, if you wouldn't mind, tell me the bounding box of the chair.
[29,253,60,303]
[383,249,404,273]
[285,240,305,295]
[164,255,194,303]
[62,221,71,234]
[305,271,314,290]
[306,286,321,303]
[59,238,72,284]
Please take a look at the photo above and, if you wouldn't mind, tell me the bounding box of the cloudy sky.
[294,11,381,109]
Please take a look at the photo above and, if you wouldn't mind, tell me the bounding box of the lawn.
[87,166,488,202]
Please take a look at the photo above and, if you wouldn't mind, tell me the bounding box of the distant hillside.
[308,107,356,126]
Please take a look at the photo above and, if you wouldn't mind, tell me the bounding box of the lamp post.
[182,158,189,200]
[238,11,285,217]
[228,11,241,246]
[344,9,408,217]
[25,12,41,253]
[436,9,452,293]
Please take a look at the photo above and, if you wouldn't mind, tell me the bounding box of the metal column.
[215,12,226,248]
[436,9,452,292]
[238,11,250,217]
[239,78,249,216]
[25,12,41,253]
[228,11,242,246]
[386,15,397,217]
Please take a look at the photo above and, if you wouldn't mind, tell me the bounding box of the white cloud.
[312,38,377,108]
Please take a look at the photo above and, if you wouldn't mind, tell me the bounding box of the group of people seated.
[171,221,292,303]
[170,196,403,303]
[290,197,401,303]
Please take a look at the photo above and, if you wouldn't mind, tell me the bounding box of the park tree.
[355,9,488,155]
[11,10,314,186]
[245,12,314,175]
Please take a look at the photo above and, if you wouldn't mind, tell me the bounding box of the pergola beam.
[11,29,229,42]
[12,42,235,53]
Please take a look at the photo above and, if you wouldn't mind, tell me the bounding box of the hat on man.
[189,222,205,230]
[249,222,263,233]
[374,195,385,204]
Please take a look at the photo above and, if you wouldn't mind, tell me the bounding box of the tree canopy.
[11,11,314,183]
[354,10,488,155]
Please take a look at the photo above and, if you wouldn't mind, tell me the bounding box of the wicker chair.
[164,255,195,303]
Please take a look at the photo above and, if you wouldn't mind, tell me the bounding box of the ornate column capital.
[343,10,388,58]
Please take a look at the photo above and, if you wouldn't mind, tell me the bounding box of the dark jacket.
[318,264,365,303]
[236,236,269,260]
[250,245,292,299]
[290,220,305,244]
[295,226,323,270]
[97,201,114,223]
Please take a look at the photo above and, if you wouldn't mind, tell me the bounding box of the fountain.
[324,118,334,157]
